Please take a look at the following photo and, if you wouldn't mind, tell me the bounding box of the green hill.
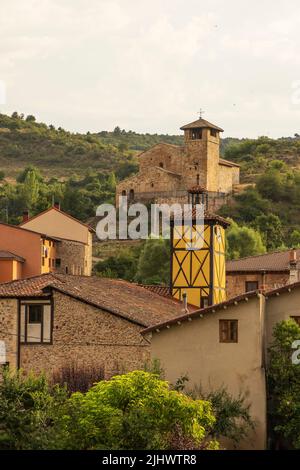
[0,112,183,181]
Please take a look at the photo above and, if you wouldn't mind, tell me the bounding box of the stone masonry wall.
[20,291,149,379]
[0,298,18,368]
[55,239,91,276]
[226,272,289,299]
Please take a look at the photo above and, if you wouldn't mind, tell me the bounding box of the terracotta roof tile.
[0,274,184,327]
[180,118,224,132]
[142,291,260,335]
[226,248,300,272]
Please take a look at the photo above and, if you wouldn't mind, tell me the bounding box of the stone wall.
[55,239,91,276]
[0,298,18,368]
[20,291,149,379]
[226,272,289,299]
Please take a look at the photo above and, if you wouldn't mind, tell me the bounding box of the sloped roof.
[180,118,224,132]
[19,206,95,233]
[142,291,259,335]
[219,158,240,168]
[0,251,25,262]
[226,249,300,273]
[172,207,230,228]
[0,273,185,327]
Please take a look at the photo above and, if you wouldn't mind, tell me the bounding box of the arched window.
[122,190,126,196]
[129,189,134,201]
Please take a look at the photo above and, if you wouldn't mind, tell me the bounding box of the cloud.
[1,0,300,137]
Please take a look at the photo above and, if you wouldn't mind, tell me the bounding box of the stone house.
[0,273,186,378]
[142,282,300,450]
[20,203,94,276]
[116,117,240,210]
[226,248,300,298]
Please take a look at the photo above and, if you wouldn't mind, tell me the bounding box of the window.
[291,316,300,326]
[28,305,42,324]
[121,190,126,196]
[219,320,238,343]
[55,258,61,268]
[210,129,217,137]
[245,281,259,292]
[196,174,200,185]
[21,303,52,344]
[191,129,202,140]
[42,257,45,267]
[65,266,69,274]
[201,297,209,309]
[129,189,134,201]
[159,162,164,168]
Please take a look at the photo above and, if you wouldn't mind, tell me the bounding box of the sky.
[1,0,300,138]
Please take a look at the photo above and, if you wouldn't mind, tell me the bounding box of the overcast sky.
[1,0,300,138]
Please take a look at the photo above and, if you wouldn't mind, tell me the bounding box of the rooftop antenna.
[198,108,204,119]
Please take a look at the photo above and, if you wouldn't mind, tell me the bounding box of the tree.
[256,169,284,202]
[64,371,217,450]
[226,220,266,260]
[254,214,284,250]
[268,320,300,449]
[135,237,170,285]
[20,168,41,209]
[25,115,36,122]
[290,230,300,247]
[0,369,68,450]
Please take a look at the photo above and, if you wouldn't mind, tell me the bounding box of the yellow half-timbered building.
[170,186,229,309]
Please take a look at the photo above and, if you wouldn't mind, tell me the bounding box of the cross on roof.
[198,108,205,119]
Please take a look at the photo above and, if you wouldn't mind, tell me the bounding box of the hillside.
[0,112,183,181]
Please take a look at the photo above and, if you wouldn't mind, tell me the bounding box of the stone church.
[116,117,240,209]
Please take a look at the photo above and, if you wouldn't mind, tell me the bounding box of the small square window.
[210,129,217,137]
[219,320,238,343]
[245,281,259,293]
[28,305,43,324]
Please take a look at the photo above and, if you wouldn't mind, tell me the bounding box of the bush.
[0,369,68,450]
[63,371,217,450]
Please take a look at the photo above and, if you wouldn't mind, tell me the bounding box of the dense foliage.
[268,320,300,449]
[223,136,300,182]
[0,165,116,224]
[220,161,300,249]
[0,112,184,180]
[0,369,220,450]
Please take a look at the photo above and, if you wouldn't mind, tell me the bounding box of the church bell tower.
[170,186,229,309]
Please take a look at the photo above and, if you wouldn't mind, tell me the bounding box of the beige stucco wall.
[147,295,267,450]
[22,208,90,245]
[265,288,300,351]
[20,291,149,379]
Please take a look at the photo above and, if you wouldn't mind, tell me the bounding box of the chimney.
[289,248,299,284]
[182,292,189,314]
[22,209,29,222]
[54,201,60,210]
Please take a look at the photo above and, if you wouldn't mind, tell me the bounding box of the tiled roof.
[0,251,25,262]
[0,274,185,327]
[19,206,95,233]
[226,249,300,272]
[180,118,224,132]
[172,207,230,227]
[140,285,171,298]
[142,291,260,335]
